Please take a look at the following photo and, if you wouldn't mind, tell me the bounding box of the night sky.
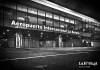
[48,0,100,21]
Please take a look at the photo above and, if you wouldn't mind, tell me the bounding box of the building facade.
[0,0,100,48]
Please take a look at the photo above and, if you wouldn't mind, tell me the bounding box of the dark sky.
[47,0,100,21]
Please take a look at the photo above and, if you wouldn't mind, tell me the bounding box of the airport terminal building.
[0,0,100,48]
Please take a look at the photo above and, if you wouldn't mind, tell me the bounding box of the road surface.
[0,47,100,70]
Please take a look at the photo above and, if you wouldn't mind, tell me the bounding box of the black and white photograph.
[0,0,100,70]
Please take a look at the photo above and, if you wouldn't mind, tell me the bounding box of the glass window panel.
[65,18,69,22]
[93,23,96,26]
[75,21,82,30]
[86,24,89,28]
[38,10,45,17]
[98,24,100,27]
[68,24,74,30]
[60,22,65,28]
[95,27,100,31]
[28,16,37,24]
[17,12,26,21]
[82,23,86,29]
[70,19,74,24]
[46,12,52,18]
[54,21,59,27]
[87,24,94,28]
[60,16,64,21]
[96,23,100,26]
[38,17,45,25]
[4,18,12,27]
[74,20,78,24]
[94,23,97,26]
[28,8,37,15]
[46,19,53,26]
[4,8,16,19]
[17,5,27,12]
[64,24,68,29]
[54,15,59,20]
[4,2,16,9]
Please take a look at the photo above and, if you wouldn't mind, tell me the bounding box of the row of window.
[0,6,72,29]
[0,1,100,27]
[1,7,100,31]
[2,2,75,24]
[0,1,100,32]
[82,19,100,27]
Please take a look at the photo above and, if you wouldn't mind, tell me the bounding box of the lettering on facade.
[72,31,80,34]
[11,20,79,34]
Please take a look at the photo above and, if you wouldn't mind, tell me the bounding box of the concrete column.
[58,35,63,48]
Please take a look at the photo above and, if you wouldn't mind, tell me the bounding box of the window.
[94,23,98,26]
[70,19,74,24]
[46,19,53,26]
[65,18,69,23]
[4,8,16,19]
[64,24,68,29]
[96,23,100,27]
[17,12,26,21]
[46,12,52,18]
[28,16,37,24]
[4,2,16,10]
[95,27,100,31]
[60,22,65,28]
[4,18,12,27]
[86,24,89,28]
[86,24,94,29]
[17,5,27,12]
[67,24,74,30]
[82,23,86,29]
[74,20,78,24]
[28,8,37,15]
[54,15,59,20]
[75,21,83,30]
[54,20,59,27]
[38,17,45,25]
[38,10,45,17]
[60,16,64,21]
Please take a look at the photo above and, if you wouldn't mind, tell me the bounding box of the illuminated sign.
[72,31,80,34]
[80,32,91,37]
[11,20,79,35]
[11,20,40,28]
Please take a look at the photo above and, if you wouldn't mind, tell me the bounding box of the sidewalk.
[39,47,92,50]
[0,46,95,51]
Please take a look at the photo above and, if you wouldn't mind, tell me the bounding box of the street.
[0,47,100,70]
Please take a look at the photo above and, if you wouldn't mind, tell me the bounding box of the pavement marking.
[73,49,95,52]
[34,65,48,68]
[0,51,89,61]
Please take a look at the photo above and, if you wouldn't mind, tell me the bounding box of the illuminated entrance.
[15,33,22,48]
